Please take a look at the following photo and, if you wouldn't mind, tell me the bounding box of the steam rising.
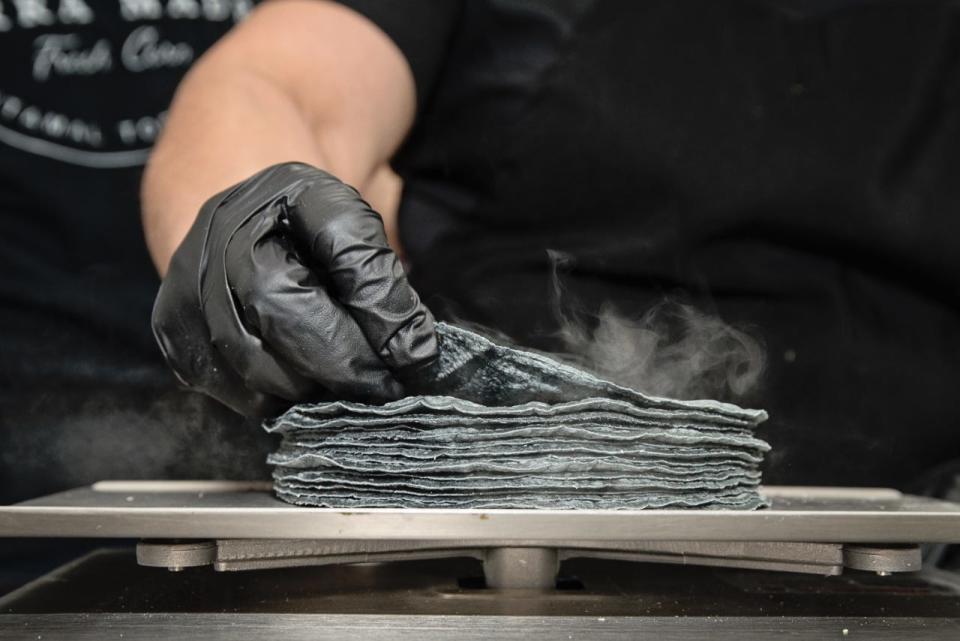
[548,251,766,401]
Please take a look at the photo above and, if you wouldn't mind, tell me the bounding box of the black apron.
[396,0,960,488]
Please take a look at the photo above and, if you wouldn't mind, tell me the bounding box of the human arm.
[141,0,415,274]
[142,0,441,417]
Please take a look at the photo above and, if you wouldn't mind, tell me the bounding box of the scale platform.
[4,480,960,542]
[1,481,960,639]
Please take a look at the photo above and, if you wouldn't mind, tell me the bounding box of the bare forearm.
[143,66,324,274]
[141,0,415,275]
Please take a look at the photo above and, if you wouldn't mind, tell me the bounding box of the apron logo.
[31,26,195,81]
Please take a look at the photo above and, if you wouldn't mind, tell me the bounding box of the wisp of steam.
[547,250,766,401]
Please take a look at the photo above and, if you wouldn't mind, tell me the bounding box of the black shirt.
[344,0,960,488]
[0,0,257,366]
[0,0,271,503]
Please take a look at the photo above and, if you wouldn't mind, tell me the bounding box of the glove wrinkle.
[200,197,314,401]
[233,233,404,402]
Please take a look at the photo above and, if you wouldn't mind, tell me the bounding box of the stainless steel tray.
[2,481,959,543]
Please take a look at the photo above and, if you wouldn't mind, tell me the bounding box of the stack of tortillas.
[266,323,769,510]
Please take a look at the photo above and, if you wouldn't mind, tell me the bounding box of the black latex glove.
[152,162,437,418]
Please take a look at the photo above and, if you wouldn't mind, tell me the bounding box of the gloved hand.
[152,162,437,418]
